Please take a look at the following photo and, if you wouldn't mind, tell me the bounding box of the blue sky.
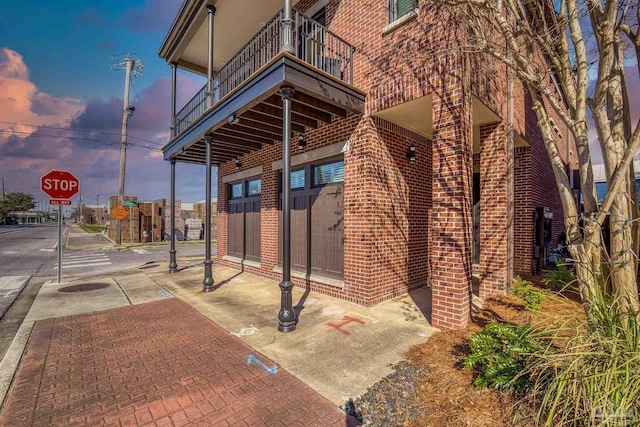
[0,0,210,212]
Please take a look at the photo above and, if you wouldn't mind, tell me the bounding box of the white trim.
[382,9,418,35]
[222,255,261,269]
[222,166,263,184]
[272,141,349,171]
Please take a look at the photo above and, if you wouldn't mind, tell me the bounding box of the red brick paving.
[0,299,353,426]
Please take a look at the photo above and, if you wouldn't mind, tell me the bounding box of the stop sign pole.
[41,170,80,284]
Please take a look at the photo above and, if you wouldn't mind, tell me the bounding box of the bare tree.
[437,0,640,320]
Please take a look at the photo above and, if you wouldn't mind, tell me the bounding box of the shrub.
[541,259,576,292]
[525,292,640,426]
[512,276,547,311]
[464,322,539,391]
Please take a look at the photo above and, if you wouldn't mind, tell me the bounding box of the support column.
[203,136,215,292]
[170,63,177,138]
[430,73,473,330]
[281,0,294,54]
[206,5,216,108]
[169,159,178,273]
[277,86,296,332]
[479,123,509,298]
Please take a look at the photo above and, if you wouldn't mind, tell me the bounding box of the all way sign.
[49,200,72,205]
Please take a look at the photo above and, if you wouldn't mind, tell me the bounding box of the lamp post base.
[277,280,296,332]
[202,259,214,292]
[169,249,178,273]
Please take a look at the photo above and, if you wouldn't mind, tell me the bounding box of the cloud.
[0,47,83,141]
[0,47,213,204]
[121,0,182,34]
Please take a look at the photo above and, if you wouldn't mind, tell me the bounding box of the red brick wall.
[211,0,576,328]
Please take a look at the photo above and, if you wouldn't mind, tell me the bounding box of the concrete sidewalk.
[0,253,436,425]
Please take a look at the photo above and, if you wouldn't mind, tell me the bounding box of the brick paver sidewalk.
[0,298,351,426]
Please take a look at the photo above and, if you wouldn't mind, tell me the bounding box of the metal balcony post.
[206,5,216,108]
[278,86,296,332]
[281,0,294,54]
[170,63,177,138]
[169,159,178,273]
[202,136,215,292]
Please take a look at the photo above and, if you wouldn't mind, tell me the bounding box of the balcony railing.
[174,8,356,135]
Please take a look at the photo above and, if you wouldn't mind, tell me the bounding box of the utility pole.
[96,194,99,224]
[112,54,143,245]
[117,57,133,245]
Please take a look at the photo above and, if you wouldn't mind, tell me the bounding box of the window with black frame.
[388,0,417,23]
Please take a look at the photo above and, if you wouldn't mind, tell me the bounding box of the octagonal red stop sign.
[41,170,80,200]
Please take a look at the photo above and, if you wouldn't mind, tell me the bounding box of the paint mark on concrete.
[231,327,259,337]
[355,313,379,324]
[327,315,365,335]
[39,248,54,252]
[158,290,172,298]
[247,354,277,375]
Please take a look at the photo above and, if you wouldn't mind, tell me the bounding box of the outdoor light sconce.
[228,113,240,125]
[235,158,242,170]
[406,145,416,162]
[298,135,307,151]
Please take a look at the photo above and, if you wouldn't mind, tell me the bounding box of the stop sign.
[41,170,80,200]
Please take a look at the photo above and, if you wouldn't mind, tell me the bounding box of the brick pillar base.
[430,79,473,330]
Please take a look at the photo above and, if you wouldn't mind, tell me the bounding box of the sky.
[1,1,638,214]
[0,0,209,214]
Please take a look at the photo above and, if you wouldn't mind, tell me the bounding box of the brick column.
[479,123,509,298]
[430,84,473,330]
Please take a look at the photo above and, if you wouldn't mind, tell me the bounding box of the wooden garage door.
[279,158,344,279]
[228,178,261,262]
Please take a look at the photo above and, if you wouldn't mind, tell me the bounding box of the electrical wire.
[0,130,160,151]
[0,121,163,146]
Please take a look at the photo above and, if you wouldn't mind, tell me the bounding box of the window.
[313,160,344,187]
[246,178,262,196]
[291,169,305,190]
[388,0,417,23]
[230,182,243,199]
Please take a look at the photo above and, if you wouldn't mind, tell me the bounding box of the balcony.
[161,4,365,165]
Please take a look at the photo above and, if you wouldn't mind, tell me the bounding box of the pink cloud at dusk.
[0,47,211,203]
[0,48,84,141]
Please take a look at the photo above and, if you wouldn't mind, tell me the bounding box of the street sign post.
[41,170,80,284]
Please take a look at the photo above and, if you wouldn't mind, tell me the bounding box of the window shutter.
[396,0,415,18]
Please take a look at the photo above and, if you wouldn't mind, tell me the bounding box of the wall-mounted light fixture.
[228,113,240,125]
[298,135,307,151]
[235,158,242,170]
[406,145,416,162]
[178,147,185,155]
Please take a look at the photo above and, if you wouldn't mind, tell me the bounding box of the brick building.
[159,0,578,329]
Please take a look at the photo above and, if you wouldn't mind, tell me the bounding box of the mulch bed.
[349,288,584,426]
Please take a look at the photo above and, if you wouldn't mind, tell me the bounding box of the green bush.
[464,322,539,391]
[523,291,640,426]
[541,259,576,291]
[512,276,547,311]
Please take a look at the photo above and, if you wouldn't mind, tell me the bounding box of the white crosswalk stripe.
[54,253,112,270]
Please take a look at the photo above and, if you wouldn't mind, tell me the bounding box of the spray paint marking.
[231,327,259,337]
[247,354,277,375]
[327,315,365,335]
[158,290,172,298]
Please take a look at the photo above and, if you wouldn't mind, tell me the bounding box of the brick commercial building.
[159,0,578,329]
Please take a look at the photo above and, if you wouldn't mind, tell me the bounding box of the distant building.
[592,160,640,203]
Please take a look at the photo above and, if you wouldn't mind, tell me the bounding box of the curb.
[0,321,34,410]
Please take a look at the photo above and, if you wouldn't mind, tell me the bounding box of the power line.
[0,130,160,151]
[0,121,163,146]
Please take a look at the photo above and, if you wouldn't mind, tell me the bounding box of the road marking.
[39,249,54,252]
[132,249,149,254]
[54,253,111,270]
[1,251,18,254]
